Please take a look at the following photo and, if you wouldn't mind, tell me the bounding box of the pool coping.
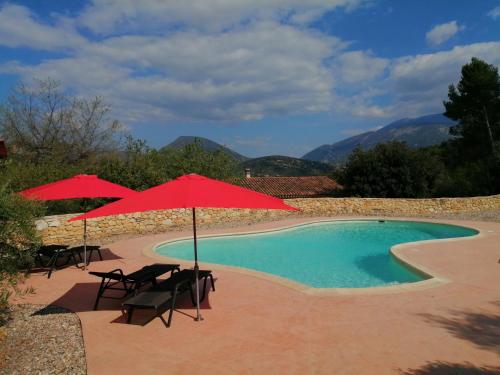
[142,217,485,296]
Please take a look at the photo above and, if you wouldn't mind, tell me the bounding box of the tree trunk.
[482,105,495,153]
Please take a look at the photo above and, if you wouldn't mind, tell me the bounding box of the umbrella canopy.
[70,173,298,320]
[19,174,136,201]
[20,174,136,269]
[70,173,296,220]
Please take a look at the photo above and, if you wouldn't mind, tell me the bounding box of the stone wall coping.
[34,195,500,244]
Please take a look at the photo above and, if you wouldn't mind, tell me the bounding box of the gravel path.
[0,304,86,375]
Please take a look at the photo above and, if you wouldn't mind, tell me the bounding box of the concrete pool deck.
[18,217,500,374]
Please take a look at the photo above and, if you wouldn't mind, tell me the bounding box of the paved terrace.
[18,217,500,374]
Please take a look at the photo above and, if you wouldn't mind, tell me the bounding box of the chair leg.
[189,283,196,306]
[200,277,208,302]
[167,287,179,327]
[97,248,103,261]
[199,274,215,302]
[47,252,60,278]
[70,251,80,268]
[209,274,215,291]
[133,281,143,295]
[127,307,134,324]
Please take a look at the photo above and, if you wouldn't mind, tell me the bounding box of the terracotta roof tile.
[232,176,341,198]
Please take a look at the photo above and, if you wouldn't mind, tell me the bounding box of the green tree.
[339,142,443,198]
[93,138,239,192]
[442,57,500,194]
[0,158,87,214]
[0,78,125,164]
[93,136,167,191]
[163,141,239,180]
[444,57,500,159]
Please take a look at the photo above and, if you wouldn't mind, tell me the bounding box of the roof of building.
[0,140,7,159]
[232,176,341,199]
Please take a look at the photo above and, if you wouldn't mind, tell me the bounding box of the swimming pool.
[155,220,478,288]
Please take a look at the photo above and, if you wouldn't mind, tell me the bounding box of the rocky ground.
[0,304,86,375]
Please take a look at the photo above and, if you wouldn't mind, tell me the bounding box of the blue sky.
[0,1,499,157]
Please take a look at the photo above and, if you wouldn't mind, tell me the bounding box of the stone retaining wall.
[36,195,500,244]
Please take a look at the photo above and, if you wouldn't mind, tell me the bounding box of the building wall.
[36,195,500,244]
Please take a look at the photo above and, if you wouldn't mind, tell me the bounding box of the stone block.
[35,220,48,230]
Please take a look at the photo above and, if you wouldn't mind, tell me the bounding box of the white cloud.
[425,21,464,46]
[3,21,344,123]
[0,4,86,50]
[84,22,345,84]
[389,42,500,115]
[1,1,498,129]
[329,52,392,119]
[488,6,500,20]
[333,50,389,83]
[78,0,367,34]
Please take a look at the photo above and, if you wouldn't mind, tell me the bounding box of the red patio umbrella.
[70,173,298,321]
[19,174,136,268]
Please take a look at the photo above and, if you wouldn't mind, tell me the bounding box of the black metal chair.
[122,269,215,327]
[70,245,103,265]
[35,244,81,278]
[89,263,180,310]
[179,269,215,304]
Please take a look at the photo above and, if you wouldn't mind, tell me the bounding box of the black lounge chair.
[35,244,81,278]
[181,269,215,304]
[122,269,215,327]
[89,263,180,310]
[69,245,103,265]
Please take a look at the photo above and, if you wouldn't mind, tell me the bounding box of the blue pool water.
[155,220,477,288]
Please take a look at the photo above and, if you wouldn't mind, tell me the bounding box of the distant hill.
[163,136,248,161]
[302,113,456,164]
[241,155,335,177]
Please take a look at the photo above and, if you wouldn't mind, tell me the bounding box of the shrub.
[339,142,443,198]
[0,183,43,325]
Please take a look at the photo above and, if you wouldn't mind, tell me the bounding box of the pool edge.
[143,217,483,296]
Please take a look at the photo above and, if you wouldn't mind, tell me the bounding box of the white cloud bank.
[0,4,85,50]
[334,50,389,84]
[77,0,366,34]
[0,2,498,126]
[425,21,463,46]
[390,42,500,115]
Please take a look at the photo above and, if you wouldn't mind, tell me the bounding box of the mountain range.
[302,113,455,164]
[163,135,248,162]
[164,113,456,175]
[165,136,329,176]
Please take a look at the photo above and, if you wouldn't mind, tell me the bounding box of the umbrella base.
[194,315,204,322]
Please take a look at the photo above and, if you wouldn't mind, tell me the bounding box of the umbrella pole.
[83,218,87,271]
[192,207,203,322]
